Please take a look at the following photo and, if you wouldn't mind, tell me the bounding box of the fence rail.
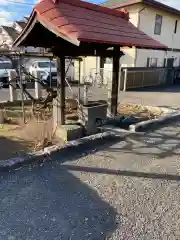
[120,67,170,91]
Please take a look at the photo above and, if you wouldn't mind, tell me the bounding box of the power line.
[0,0,34,6]
[0,0,34,5]
[0,6,33,18]
[0,11,31,18]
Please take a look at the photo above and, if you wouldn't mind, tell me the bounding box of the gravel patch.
[60,121,180,239]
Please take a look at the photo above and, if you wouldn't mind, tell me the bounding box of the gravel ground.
[1,122,180,239]
[60,122,180,239]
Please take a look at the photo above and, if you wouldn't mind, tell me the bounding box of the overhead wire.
[0,0,34,5]
[0,0,35,19]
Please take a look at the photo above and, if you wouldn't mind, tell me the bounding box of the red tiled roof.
[14,0,167,50]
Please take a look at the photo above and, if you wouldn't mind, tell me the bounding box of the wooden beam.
[53,47,124,58]
[108,46,121,117]
[56,56,65,125]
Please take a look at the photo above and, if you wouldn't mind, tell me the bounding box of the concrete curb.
[0,131,118,172]
[129,111,180,132]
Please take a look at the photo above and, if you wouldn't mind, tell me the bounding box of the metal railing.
[121,67,167,91]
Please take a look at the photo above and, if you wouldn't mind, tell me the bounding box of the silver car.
[0,61,13,88]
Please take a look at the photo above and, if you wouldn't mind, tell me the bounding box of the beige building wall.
[74,56,97,83]
[118,5,141,67]
[120,47,136,67]
[139,4,180,48]
[118,3,180,67]
[136,49,180,67]
[137,4,180,67]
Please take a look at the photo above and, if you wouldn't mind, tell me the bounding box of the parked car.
[0,61,14,88]
[28,60,74,86]
[29,60,57,84]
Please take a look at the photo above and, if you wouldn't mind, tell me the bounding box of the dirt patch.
[117,103,166,121]
[0,101,168,161]
[0,120,64,161]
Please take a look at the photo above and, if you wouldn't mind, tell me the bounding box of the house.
[102,0,180,68]
[0,18,48,70]
[0,17,28,50]
[0,26,19,49]
[0,17,45,53]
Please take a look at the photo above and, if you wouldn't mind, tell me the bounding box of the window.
[147,57,158,67]
[0,62,12,69]
[164,58,174,68]
[174,20,178,34]
[38,61,56,68]
[154,14,163,35]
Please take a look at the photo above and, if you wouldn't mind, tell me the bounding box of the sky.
[0,0,180,26]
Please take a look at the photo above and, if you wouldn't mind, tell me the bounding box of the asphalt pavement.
[0,86,108,102]
[1,122,180,239]
[1,85,180,108]
[0,157,116,240]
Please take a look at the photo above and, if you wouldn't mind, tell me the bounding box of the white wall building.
[0,18,45,53]
[102,0,180,68]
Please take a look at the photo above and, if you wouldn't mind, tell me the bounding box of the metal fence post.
[19,56,26,123]
[118,65,122,93]
[83,85,88,105]
[34,71,42,99]
[123,68,128,92]
[142,71,145,87]
[8,70,17,102]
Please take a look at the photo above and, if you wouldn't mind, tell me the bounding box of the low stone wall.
[0,100,32,108]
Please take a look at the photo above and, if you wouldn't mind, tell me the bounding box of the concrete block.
[78,102,108,134]
[56,124,83,142]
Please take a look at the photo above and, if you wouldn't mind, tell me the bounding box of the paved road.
[1,123,180,239]
[0,86,108,103]
[1,85,180,108]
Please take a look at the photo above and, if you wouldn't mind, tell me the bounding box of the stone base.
[56,124,83,142]
[78,102,108,135]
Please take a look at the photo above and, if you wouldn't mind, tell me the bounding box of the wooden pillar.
[107,47,121,117]
[56,56,65,125]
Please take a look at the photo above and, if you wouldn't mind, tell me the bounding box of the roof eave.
[112,0,180,15]
[112,0,142,9]
[13,11,80,48]
[13,11,37,48]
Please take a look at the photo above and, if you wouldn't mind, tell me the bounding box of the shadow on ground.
[100,123,180,159]
[0,136,121,239]
[61,164,180,182]
[0,159,118,239]
[0,136,29,161]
